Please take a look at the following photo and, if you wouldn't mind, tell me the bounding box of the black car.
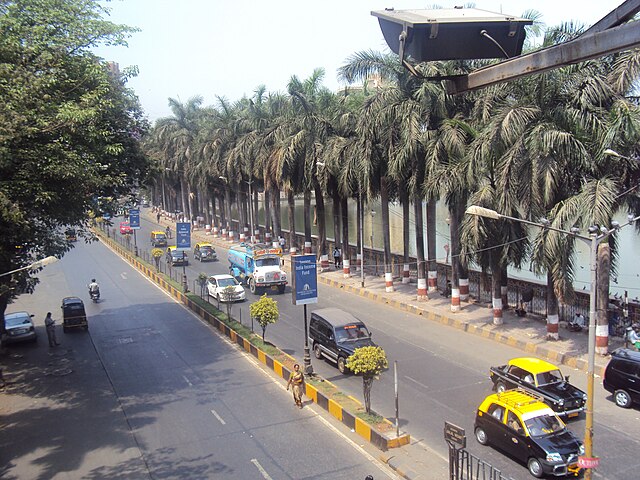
[194,243,217,262]
[309,308,375,374]
[475,390,583,478]
[603,348,640,408]
[489,357,587,418]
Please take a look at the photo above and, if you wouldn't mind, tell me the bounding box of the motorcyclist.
[88,278,100,299]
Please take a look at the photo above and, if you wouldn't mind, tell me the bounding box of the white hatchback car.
[207,274,246,302]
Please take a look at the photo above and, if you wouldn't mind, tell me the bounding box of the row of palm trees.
[142,24,640,340]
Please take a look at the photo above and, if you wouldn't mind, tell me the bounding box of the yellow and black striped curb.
[318,276,606,377]
[96,230,410,451]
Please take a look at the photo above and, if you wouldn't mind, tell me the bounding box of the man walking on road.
[156,211,161,223]
[45,312,60,347]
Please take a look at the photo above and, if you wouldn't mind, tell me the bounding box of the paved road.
[127,213,640,480]
[1,239,397,480]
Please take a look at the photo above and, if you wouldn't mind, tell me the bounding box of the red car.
[119,221,133,234]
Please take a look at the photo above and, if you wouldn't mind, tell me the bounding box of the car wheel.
[496,382,507,393]
[337,356,348,374]
[63,326,68,333]
[249,279,257,294]
[474,427,488,445]
[278,284,285,294]
[614,389,632,408]
[314,344,322,359]
[527,458,544,478]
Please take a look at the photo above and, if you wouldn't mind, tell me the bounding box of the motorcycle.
[89,289,100,303]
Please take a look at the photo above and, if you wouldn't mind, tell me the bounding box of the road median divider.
[94,225,410,451]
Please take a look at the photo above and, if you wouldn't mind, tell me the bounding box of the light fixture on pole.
[0,256,58,278]
[465,205,640,478]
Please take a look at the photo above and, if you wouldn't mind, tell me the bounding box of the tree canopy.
[0,0,150,321]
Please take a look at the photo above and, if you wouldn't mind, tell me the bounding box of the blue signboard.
[291,254,318,305]
[176,222,191,251]
[128,208,140,229]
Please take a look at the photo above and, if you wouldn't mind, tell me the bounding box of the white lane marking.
[251,459,274,480]
[210,409,226,425]
[120,272,128,279]
[405,375,429,390]
[182,375,193,387]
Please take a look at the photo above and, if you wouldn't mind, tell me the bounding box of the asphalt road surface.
[1,238,396,480]
[126,213,640,480]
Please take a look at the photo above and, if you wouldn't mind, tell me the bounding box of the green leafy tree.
[220,285,236,320]
[0,0,150,329]
[346,346,388,414]
[249,294,278,341]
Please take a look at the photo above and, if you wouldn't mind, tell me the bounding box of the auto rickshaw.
[61,296,88,332]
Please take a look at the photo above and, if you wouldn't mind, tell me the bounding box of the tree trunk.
[596,242,611,354]
[341,197,349,262]
[501,265,509,310]
[426,199,437,293]
[287,190,296,251]
[491,256,503,325]
[415,198,427,300]
[380,176,393,292]
[315,183,327,257]
[546,271,560,340]
[264,189,272,239]
[401,190,410,284]
[363,376,373,414]
[332,192,341,248]
[304,189,312,253]
[270,186,281,240]
[449,206,461,311]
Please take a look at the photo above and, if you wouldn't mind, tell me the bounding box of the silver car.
[207,274,246,302]
[3,311,37,344]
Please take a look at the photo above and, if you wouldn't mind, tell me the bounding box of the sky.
[93,0,625,122]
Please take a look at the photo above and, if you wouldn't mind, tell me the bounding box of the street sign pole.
[291,254,318,375]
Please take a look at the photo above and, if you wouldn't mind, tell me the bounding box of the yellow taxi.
[194,242,217,262]
[489,357,586,418]
[474,389,583,478]
[150,230,167,247]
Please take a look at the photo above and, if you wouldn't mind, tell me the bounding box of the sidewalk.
[150,214,627,479]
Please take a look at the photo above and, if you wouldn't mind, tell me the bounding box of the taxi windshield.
[200,246,213,252]
[524,414,565,437]
[536,369,564,386]
[155,233,166,240]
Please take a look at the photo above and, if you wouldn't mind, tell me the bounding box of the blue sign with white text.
[292,254,318,305]
[176,222,191,251]
[129,208,140,229]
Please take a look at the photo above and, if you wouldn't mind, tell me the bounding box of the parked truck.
[228,243,287,294]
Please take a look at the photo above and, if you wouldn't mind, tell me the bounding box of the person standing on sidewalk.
[333,246,341,268]
[156,211,161,223]
[286,364,305,408]
[44,312,60,347]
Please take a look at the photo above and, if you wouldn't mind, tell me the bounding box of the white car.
[207,274,245,302]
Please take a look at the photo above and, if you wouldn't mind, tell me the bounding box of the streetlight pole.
[0,256,58,278]
[466,205,640,479]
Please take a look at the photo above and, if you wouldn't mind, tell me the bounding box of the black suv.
[309,308,375,373]
[603,348,640,408]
